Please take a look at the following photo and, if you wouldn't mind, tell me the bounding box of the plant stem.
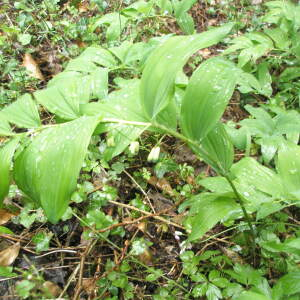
[225,175,257,262]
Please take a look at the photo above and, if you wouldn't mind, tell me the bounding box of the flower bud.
[147,146,160,163]
[129,141,139,155]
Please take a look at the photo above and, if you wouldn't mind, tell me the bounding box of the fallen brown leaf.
[0,242,20,266]
[0,209,16,225]
[22,53,44,80]
[148,176,174,196]
[138,248,153,265]
[82,278,97,295]
[43,281,62,297]
[78,0,90,12]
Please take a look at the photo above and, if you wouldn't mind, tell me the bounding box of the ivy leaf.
[14,117,99,223]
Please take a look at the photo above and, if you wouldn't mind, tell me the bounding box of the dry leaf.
[198,48,212,59]
[219,246,245,265]
[22,53,44,80]
[82,278,97,295]
[43,281,62,297]
[0,209,16,225]
[148,177,174,196]
[78,0,89,12]
[0,242,20,266]
[149,192,175,213]
[138,248,153,265]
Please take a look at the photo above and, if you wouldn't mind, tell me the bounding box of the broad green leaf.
[91,13,127,41]
[35,84,80,120]
[81,79,147,122]
[241,105,275,136]
[273,272,300,297]
[277,142,300,199]
[236,291,271,300]
[259,136,283,164]
[102,124,145,161]
[0,138,20,205]
[279,67,300,82]
[140,23,234,119]
[35,68,108,120]
[122,0,154,16]
[192,123,234,175]
[198,177,232,193]
[0,116,13,137]
[109,41,151,65]
[231,157,284,199]
[225,123,249,150]
[173,0,197,34]
[257,63,272,97]
[1,94,41,128]
[256,202,283,220]
[13,116,99,223]
[265,28,290,50]
[176,12,195,35]
[181,57,237,142]
[187,194,238,241]
[65,46,117,72]
[49,68,108,101]
[81,80,149,160]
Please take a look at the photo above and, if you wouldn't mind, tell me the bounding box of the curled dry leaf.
[0,242,20,266]
[43,281,62,297]
[0,209,16,225]
[219,246,245,265]
[148,176,174,197]
[22,53,44,81]
[82,278,97,295]
[138,248,153,265]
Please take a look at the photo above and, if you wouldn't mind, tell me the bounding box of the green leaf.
[173,0,197,34]
[35,68,108,120]
[181,57,237,142]
[193,123,234,175]
[0,226,14,234]
[81,79,148,160]
[279,67,300,82]
[13,116,99,223]
[236,291,272,300]
[257,63,272,97]
[273,272,300,297]
[65,46,117,71]
[103,125,145,161]
[265,28,290,50]
[231,157,284,199]
[0,266,17,277]
[277,142,300,199]
[0,138,20,205]
[32,231,53,252]
[198,176,232,193]
[49,68,109,101]
[91,13,127,41]
[188,194,238,241]
[0,116,13,137]
[140,23,234,119]
[1,94,41,128]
